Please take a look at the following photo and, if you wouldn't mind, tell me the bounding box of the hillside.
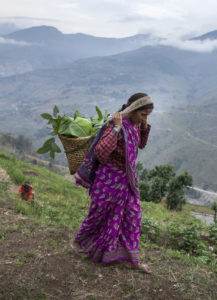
[0,150,217,299]
[0,25,156,78]
[138,100,217,191]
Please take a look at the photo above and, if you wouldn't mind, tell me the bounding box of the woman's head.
[118,92,154,124]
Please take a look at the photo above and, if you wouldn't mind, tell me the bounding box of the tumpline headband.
[120,96,153,115]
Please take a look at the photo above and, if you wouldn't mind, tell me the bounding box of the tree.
[139,181,151,202]
[211,200,217,223]
[137,162,193,209]
[15,134,33,155]
[147,164,176,181]
[0,133,17,150]
[166,171,193,211]
[138,163,177,203]
[148,177,166,203]
[0,132,33,154]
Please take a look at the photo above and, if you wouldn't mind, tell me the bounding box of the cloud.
[160,38,217,53]
[0,0,217,44]
[122,35,217,53]
[0,37,32,46]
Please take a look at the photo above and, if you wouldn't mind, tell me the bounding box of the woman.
[71,92,154,273]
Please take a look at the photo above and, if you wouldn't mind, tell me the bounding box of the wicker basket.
[58,134,94,175]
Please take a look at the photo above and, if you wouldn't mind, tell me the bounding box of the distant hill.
[0,25,159,78]
[5,26,63,42]
[0,43,216,131]
[191,30,217,41]
[1,25,217,78]
[139,98,217,191]
[0,23,20,35]
[0,44,193,152]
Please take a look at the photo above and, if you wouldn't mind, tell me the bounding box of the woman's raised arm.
[138,123,151,149]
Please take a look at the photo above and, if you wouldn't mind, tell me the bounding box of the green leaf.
[52,117,62,133]
[36,144,51,154]
[37,137,61,158]
[51,142,61,153]
[47,118,53,125]
[36,137,55,154]
[41,113,53,120]
[50,151,55,159]
[53,105,59,117]
[44,137,55,146]
[95,106,103,121]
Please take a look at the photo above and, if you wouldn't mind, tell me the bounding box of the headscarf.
[120,96,153,115]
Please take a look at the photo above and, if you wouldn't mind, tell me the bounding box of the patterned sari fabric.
[73,116,142,266]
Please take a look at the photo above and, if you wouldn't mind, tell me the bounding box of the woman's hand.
[141,115,148,128]
[112,112,122,126]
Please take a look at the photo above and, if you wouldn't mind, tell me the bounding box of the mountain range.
[0,25,217,191]
[0,25,161,77]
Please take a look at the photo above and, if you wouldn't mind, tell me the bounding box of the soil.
[0,205,185,300]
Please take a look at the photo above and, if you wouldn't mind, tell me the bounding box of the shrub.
[148,177,165,203]
[166,222,206,255]
[139,181,151,202]
[166,172,193,211]
[208,223,217,244]
[166,189,186,211]
[141,217,160,243]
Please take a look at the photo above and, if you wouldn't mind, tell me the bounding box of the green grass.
[0,148,212,233]
[0,149,210,224]
[141,199,207,229]
[185,202,214,214]
[0,150,89,230]
[0,149,216,276]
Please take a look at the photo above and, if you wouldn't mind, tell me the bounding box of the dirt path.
[0,204,186,300]
[1,204,217,300]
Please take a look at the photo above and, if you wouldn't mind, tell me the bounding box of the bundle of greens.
[36,105,110,159]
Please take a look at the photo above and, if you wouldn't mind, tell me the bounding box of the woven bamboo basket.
[58,134,94,175]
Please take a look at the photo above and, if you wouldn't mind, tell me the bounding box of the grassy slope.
[0,150,217,300]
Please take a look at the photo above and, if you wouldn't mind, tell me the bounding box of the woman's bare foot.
[125,262,152,274]
[136,263,152,274]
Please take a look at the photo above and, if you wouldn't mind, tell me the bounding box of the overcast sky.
[0,0,217,39]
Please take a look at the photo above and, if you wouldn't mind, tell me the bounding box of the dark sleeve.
[94,123,120,164]
[138,123,151,149]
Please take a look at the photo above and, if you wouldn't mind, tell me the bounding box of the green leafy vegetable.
[58,116,93,137]
[37,105,111,160]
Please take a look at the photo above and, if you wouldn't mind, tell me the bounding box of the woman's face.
[134,107,153,124]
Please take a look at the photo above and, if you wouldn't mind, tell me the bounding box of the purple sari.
[72,116,142,266]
